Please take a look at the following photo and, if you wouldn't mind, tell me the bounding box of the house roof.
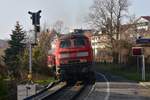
[120,16,150,32]
[120,24,135,33]
[141,16,150,21]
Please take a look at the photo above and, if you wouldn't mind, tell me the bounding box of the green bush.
[0,77,8,99]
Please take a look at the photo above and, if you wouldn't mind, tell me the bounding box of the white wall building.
[91,33,113,62]
[136,16,150,31]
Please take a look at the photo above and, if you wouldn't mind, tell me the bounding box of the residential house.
[120,16,150,64]
[120,16,150,42]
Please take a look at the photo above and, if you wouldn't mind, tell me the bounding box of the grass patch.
[94,63,150,82]
[34,77,56,85]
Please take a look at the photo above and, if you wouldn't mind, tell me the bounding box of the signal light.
[28,10,41,25]
[132,47,143,56]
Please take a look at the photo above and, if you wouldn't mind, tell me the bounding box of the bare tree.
[114,0,130,39]
[88,0,130,39]
[128,14,137,24]
[88,0,130,64]
[53,20,64,34]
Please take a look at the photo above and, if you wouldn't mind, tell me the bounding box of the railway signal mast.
[17,11,42,100]
[27,10,42,82]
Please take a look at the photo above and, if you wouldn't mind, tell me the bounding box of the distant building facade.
[136,16,150,31]
[120,16,150,64]
[120,16,150,42]
[91,32,113,63]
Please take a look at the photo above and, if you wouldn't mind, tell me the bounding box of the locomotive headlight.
[59,53,70,58]
[77,52,88,57]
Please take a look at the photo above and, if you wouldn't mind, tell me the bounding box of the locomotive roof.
[59,34,87,40]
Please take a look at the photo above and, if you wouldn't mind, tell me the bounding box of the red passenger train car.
[47,34,94,82]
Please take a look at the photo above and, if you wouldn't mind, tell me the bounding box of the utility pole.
[28,42,32,81]
[142,55,145,81]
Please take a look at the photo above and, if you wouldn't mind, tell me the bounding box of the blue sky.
[0,0,150,39]
[131,0,150,16]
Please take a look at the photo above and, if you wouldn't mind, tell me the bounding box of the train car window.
[74,37,86,47]
[60,40,71,48]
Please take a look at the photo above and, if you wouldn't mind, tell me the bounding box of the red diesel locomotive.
[47,34,94,82]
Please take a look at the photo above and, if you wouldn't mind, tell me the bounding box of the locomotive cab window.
[74,37,86,47]
[60,40,71,48]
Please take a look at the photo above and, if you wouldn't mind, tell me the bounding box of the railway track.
[24,81,86,100]
[43,81,86,100]
[24,81,65,100]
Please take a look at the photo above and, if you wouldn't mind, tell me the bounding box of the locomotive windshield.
[60,37,86,48]
[60,40,71,48]
[74,37,86,47]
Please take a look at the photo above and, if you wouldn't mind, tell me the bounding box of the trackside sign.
[132,47,143,56]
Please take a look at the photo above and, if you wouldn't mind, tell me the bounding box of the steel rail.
[24,80,62,100]
[42,81,86,100]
